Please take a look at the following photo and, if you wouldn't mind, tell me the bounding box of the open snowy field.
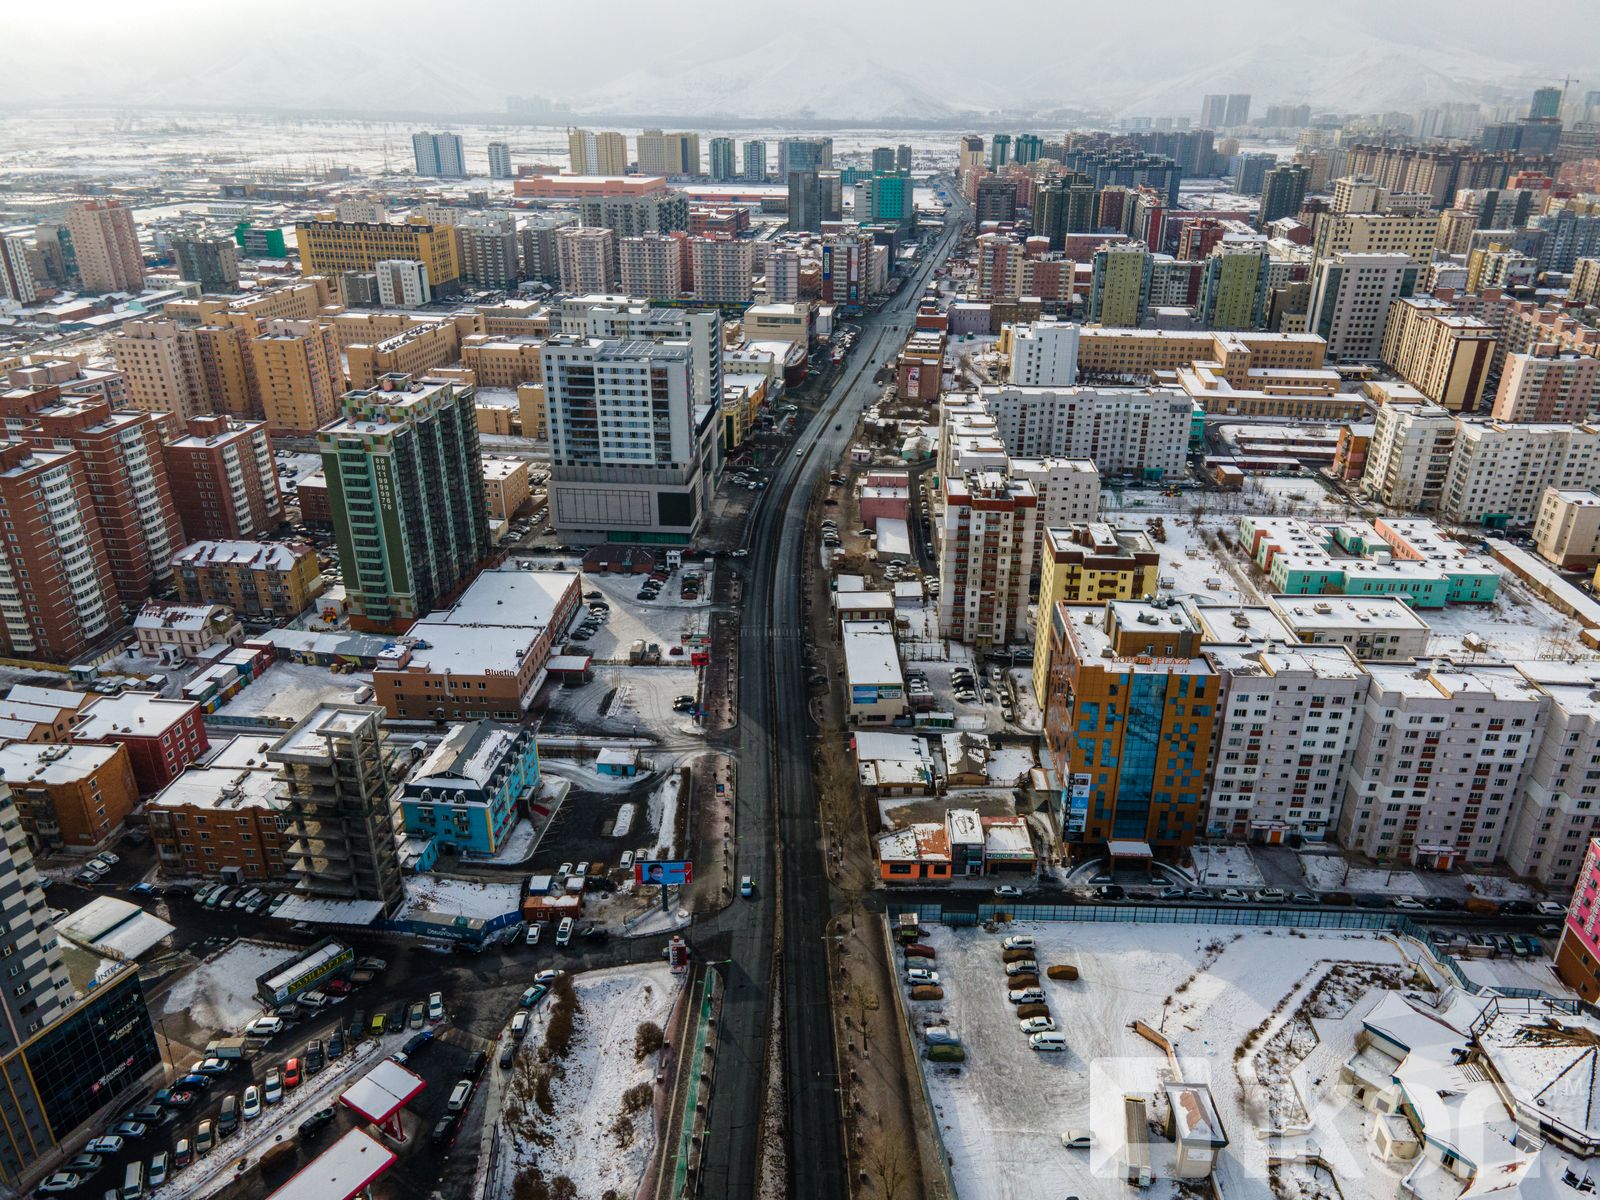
[907,921,1410,1200]
[497,964,681,1199]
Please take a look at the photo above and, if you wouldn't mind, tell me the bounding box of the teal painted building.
[401,721,539,857]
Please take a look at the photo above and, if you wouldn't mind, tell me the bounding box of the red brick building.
[162,414,283,541]
[73,691,209,794]
[0,442,125,662]
[24,398,184,608]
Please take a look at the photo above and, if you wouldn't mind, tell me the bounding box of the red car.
[283,1058,302,1088]
[324,978,353,996]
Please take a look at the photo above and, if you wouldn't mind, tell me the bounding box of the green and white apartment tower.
[318,374,491,630]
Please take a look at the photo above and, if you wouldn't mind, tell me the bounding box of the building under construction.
[270,704,405,917]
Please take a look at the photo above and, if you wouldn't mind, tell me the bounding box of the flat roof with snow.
[842,622,902,687]
[75,691,196,740]
[341,1059,426,1122]
[267,1128,396,1200]
[56,896,174,959]
[400,568,577,675]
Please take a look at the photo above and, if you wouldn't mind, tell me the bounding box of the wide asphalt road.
[696,184,969,1199]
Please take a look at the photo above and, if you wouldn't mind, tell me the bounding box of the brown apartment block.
[343,320,461,391]
[162,415,283,541]
[248,319,344,436]
[171,540,322,620]
[65,199,143,294]
[0,442,124,663]
[0,740,138,852]
[0,684,91,744]
[24,398,184,608]
[459,335,545,388]
[146,735,289,881]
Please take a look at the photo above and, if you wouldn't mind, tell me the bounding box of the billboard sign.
[1066,773,1092,834]
[635,859,694,887]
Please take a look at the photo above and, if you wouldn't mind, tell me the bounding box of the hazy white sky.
[4,0,1598,119]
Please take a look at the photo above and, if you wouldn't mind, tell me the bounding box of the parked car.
[431,1112,461,1149]
[1393,897,1425,911]
[510,1011,531,1039]
[520,985,548,1008]
[1004,959,1038,978]
[556,917,574,946]
[407,1002,426,1030]
[216,1097,238,1137]
[1008,987,1046,1005]
[149,1150,169,1188]
[1001,935,1035,951]
[427,992,445,1023]
[64,1153,103,1174]
[1254,888,1287,903]
[242,1086,261,1121]
[86,1136,125,1155]
[447,1080,473,1112]
[111,1120,148,1139]
[298,1108,336,1140]
[1019,1016,1057,1034]
[993,884,1024,899]
[283,1058,301,1088]
[305,1040,325,1074]
[1061,1129,1095,1150]
[35,1172,83,1194]
[1537,901,1568,916]
[244,1016,283,1038]
[905,968,940,985]
[173,1139,191,1169]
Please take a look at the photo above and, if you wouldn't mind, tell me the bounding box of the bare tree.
[863,1137,911,1200]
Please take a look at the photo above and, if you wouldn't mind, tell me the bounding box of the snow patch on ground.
[400,876,523,921]
[650,772,683,857]
[1191,844,1265,888]
[502,964,681,1197]
[1298,856,1428,895]
[160,940,292,1033]
[612,803,636,838]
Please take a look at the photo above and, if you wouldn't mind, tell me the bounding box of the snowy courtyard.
[160,939,294,1036]
[906,921,1415,1200]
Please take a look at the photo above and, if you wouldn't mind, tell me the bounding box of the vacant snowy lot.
[161,939,293,1034]
[907,922,1409,1200]
[498,964,681,1198]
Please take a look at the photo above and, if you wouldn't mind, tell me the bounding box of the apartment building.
[459,335,544,389]
[636,129,700,176]
[542,336,716,544]
[318,375,490,630]
[935,468,1038,647]
[0,442,123,663]
[482,457,530,521]
[1089,241,1153,327]
[763,248,800,302]
[374,259,430,307]
[1006,321,1080,386]
[1557,837,1600,999]
[0,741,138,853]
[457,216,520,290]
[162,414,283,540]
[65,199,143,293]
[171,539,321,620]
[568,129,629,175]
[145,734,288,881]
[23,398,182,610]
[1042,600,1217,859]
[555,226,617,293]
[1074,328,1328,381]
[691,237,755,304]
[1266,594,1433,661]
[1361,398,1457,511]
[820,233,879,308]
[1029,523,1159,703]
[519,214,575,284]
[270,704,404,916]
[1381,298,1496,412]
[966,386,1193,480]
[1336,661,1547,868]
[171,233,239,292]
[1203,643,1366,843]
[1442,420,1600,527]
[73,691,208,794]
[110,319,212,420]
[1312,209,1440,265]
[1502,663,1600,891]
[1492,348,1600,422]
[619,233,684,300]
[295,220,460,290]
[1308,252,1420,361]
[401,721,539,857]
[1534,489,1600,569]
[342,318,459,391]
[555,295,723,409]
[248,318,343,436]
[412,131,465,178]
